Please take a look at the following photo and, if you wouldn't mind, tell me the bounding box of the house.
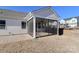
[0,7,60,38]
[64,17,79,29]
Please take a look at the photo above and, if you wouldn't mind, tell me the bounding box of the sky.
[0,6,79,19]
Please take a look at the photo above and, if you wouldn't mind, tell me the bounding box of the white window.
[0,20,6,29]
[21,21,26,29]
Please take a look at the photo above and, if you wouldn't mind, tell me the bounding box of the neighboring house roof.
[64,16,79,21]
[0,9,28,20]
[64,17,74,21]
[74,16,79,20]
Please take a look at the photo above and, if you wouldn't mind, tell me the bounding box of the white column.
[33,17,36,38]
[26,21,28,33]
[57,20,59,35]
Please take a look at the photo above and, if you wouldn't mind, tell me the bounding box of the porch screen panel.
[36,17,58,38]
[36,18,49,37]
[48,20,57,35]
[27,18,33,36]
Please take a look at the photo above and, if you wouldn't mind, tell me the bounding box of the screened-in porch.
[36,17,58,37]
[25,6,59,38]
[27,17,59,38]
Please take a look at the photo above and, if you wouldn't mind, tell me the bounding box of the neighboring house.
[0,7,59,38]
[65,17,77,29]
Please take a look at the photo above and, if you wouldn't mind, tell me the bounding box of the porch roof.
[32,7,59,20]
[25,6,60,21]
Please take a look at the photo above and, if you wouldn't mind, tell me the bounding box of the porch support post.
[33,17,36,38]
[26,21,28,33]
[57,20,59,35]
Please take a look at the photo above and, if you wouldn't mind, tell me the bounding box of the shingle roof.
[31,6,59,20]
[0,9,28,20]
[0,7,59,20]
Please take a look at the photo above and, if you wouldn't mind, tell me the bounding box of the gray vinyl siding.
[0,19,27,35]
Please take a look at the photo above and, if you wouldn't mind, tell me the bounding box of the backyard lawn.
[0,30,79,53]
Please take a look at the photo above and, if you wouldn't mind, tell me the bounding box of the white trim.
[33,17,36,38]
[26,21,28,33]
[26,16,33,22]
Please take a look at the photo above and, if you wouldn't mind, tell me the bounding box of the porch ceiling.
[36,16,58,21]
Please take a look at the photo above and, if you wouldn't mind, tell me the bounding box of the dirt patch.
[0,30,79,53]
